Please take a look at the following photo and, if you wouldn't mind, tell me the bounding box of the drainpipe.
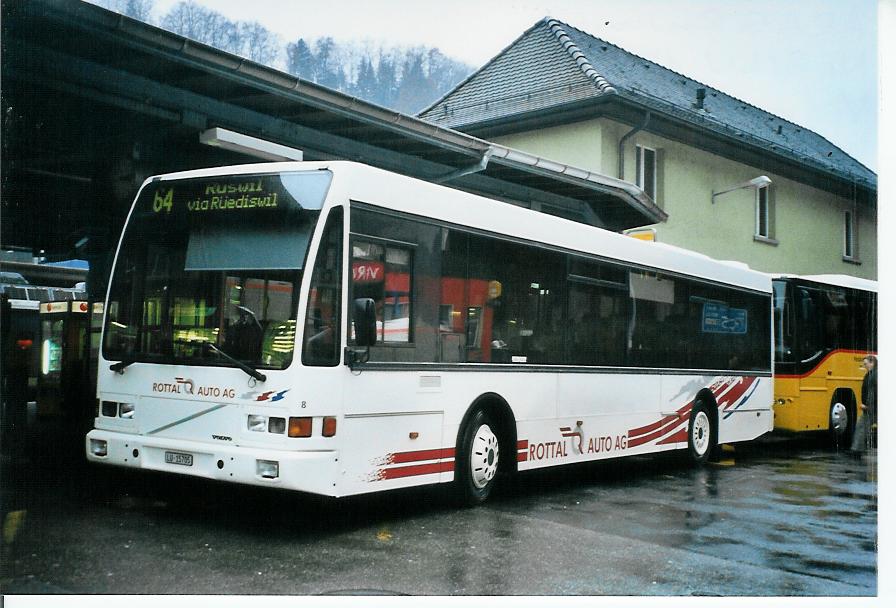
[617,111,651,180]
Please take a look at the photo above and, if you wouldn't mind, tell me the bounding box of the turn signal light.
[288,417,312,438]
[322,417,337,437]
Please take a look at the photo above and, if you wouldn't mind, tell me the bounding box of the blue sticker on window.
[702,302,748,334]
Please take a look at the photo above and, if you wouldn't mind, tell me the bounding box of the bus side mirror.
[346,298,376,369]
[353,298,377,347]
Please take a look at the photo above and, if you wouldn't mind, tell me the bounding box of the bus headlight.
[101,401,118,417]
[268,417,286,434]
[247,415,267,432]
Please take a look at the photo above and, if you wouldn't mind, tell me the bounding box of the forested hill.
[96,0,473,114]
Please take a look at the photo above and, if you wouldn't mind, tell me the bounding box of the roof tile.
[419,17,875,189]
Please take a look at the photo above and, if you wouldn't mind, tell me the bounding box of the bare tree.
[95,0,155,22]
[161,1,239,53]
[238,21,282,66]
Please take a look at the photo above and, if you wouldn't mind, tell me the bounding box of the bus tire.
[828,394,853,449]
[688,401,716,465]
[455,408,500,506]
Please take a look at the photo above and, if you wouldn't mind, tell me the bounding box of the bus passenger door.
[772,280,801,431]
[794,287,828,430]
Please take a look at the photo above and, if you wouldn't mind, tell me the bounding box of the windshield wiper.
[206,343,267,383]
[109,357,137,373]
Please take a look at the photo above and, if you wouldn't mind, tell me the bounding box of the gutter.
[490,146,667,223]
[618,111,651,180]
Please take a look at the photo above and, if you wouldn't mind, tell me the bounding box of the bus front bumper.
[85,429,341,496]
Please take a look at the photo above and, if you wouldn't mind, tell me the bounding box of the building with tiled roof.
[420,17,876,279]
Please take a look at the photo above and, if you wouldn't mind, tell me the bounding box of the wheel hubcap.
[692,411,710,455]
[830,402,848,435]
[471,424,499,489]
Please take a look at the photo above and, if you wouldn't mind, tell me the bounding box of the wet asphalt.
[0,432,877,596]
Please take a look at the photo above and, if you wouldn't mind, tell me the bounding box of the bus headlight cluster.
[246,415,337,437]
[100,400,135,419]
[247,415,286,434]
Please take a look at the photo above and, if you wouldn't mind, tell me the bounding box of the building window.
[755,185,770,238]
[635,145,657,200]
[843,210,856,259]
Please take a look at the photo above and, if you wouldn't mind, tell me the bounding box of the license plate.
[165,451,193,466]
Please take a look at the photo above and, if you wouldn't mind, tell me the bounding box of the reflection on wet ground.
[1,433,877,595]
[493,434,877,593]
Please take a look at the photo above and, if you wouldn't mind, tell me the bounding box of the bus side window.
[351,241,413,344]
[567,257,628,367]
[465,234,566,364]
[302,207,343,367]
[798,288,823,363]
[821,288,849,350]
[773,281,794,363]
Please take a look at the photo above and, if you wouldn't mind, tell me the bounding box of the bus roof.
[774,273,878,293]
[147,161,772,293]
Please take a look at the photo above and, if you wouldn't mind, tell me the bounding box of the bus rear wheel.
[828,398,853,449]
[688,402,716,465]
[455,409,500,506]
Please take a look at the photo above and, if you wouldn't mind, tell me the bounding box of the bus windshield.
[102,170,332,370]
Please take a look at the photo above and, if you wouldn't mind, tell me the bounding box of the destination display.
[141,171,333,219]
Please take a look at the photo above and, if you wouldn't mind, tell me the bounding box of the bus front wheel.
[455,409,500,506]
[688,402,716,465]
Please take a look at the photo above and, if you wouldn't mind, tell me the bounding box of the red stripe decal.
[388,447,455,464]
[716,378,755,411]
[380,460,454,480]
[624,376,758,450]
[516,439,529,462]
[628,416,689,448]
[628,411,685,439]
[657,428,688,445]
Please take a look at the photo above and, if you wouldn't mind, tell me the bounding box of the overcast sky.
[142,0,879,172]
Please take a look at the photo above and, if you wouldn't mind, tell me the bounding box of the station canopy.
[1,0,665,258]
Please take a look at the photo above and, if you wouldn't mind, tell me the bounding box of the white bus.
[87,161,773,504]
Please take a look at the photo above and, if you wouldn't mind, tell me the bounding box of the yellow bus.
[772,274,877,447]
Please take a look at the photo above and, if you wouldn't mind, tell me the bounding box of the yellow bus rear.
[772,276,876,446]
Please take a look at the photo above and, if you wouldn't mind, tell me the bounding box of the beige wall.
[493,119,877,280]
[495,120,605,170]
